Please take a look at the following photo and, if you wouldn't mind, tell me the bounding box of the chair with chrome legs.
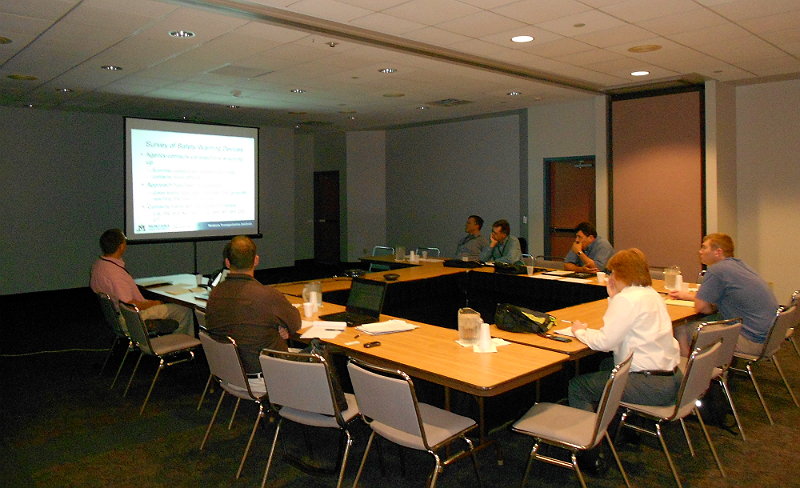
[198,330,269,480]
[259,349,359,488]
[618,340,725,488]
[512,354,633,488]
[119,301,201,415]
[730,302,800,425]
[785,290,800,359]
[680,317,746,439]
[347,358,482,488]
[96,292,134,389]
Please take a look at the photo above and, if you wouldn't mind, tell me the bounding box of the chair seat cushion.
[620,401,683,420]
[370,402,476,451]
[220,379,267,400]
[512,402,598,449]
[279,393,359,428]
[149,333,201,355]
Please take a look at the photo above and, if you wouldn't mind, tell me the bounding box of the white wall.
[346,131,387,262]
[0,106,296,295]
[527,98,601,258]
[735,78,800,301]
[385,114,521,255]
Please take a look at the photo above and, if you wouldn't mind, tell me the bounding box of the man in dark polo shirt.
[205,236,301,376]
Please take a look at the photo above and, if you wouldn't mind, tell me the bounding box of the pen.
[354,334,360,339]
[561,319,572,323]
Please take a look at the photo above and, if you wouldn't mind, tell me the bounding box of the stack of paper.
[355,320,419,335]
[300,321,347,339]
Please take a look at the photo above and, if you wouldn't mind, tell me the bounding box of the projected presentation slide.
[125,118,258,241]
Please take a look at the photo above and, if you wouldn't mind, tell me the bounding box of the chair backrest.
[260,349,342,421]
[592,353,633,447]
[372,246,395,257]
[119,302,155,355]
[761,304,799,358]
[96,292,126,338]
[534,255,564,270]
[198,329,252,394]
[691,317,743,371]
[674,339,723,419]
[347,358,428,447]
[195,309,207,328]
[416,247,440,257]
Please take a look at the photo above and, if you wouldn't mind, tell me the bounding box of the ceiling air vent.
[428,98,473,107]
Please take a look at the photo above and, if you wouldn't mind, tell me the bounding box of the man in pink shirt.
[90,228,194,336]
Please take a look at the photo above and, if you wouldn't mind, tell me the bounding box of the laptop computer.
[318,278,388,327]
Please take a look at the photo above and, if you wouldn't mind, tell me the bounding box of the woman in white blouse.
[568,248,682,411]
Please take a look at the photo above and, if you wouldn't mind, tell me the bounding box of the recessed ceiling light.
[534,97,543,102]
[290,89,306,93]
[7,74,38,81]
[25,103,35,108]
[0,36,12,44]
[288,111,307,115]
[383,93,405,98]
[338,110,357,114]
[227,105,239,108]
[348,116,356,120]
[511,35,534,43]
[327,41,338,48]
[169,30,195,38]
[713,70,723,74]
[631,70,650,76]
[55,88,73,93]
[101,65,122,71]
[507,91,521,96]
[574,23,586,28]
[416,106,428,110]
[379,68,397,73]
[628,45,661,53]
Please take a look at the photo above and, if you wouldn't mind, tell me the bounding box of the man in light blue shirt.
[564,222,614,273]
[480,219,523,265]
[455,215,490,261]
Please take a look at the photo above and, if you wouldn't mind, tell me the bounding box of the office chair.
[369,245,395,272]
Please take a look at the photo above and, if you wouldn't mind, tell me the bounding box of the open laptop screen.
[347,278,387,316]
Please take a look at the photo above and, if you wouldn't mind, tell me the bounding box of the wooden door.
[313,171,340,264]
[544,156,596,258]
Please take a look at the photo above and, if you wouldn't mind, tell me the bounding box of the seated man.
[564,222,614,273]
[90,228,194,336]
[670,233,778,356]
[454,215,490,261]
[480,219,523,265]
[205,236,301,386]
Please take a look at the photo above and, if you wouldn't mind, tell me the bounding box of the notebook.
[318,278,388,327]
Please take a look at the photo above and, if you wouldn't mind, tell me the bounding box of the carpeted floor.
[3,286,800,487]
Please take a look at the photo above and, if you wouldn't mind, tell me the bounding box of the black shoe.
[618,428,641,446]
[576,450,608,477]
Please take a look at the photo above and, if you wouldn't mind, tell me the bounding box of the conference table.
[134,270,701,452]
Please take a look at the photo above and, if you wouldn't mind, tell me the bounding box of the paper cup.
[597,272,606,284]
[302,302,313,318]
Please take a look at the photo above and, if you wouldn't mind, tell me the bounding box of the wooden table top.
[297,306,570,398]
[273,277,353,297]
[363,260,467,283]
[490,293,701,357]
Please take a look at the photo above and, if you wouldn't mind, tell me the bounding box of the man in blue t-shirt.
[670,233,778,356]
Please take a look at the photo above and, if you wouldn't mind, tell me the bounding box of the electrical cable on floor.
[0,348,108,357]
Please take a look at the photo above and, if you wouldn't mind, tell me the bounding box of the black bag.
[494,303,556,334]
[493,262,525,274]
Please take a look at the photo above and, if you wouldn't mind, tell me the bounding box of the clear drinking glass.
[663,266,681,291]
[458,307,481,345]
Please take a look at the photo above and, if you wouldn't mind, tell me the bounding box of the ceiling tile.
[492,0,591,25]
[349,12,427,34]
[435,11,526,38]
[383,0,480,25]
[534,9,626,37]
[600,0,698,23]
[706,0,800,22]
[636,8,728,37]
[572,23,654,48]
